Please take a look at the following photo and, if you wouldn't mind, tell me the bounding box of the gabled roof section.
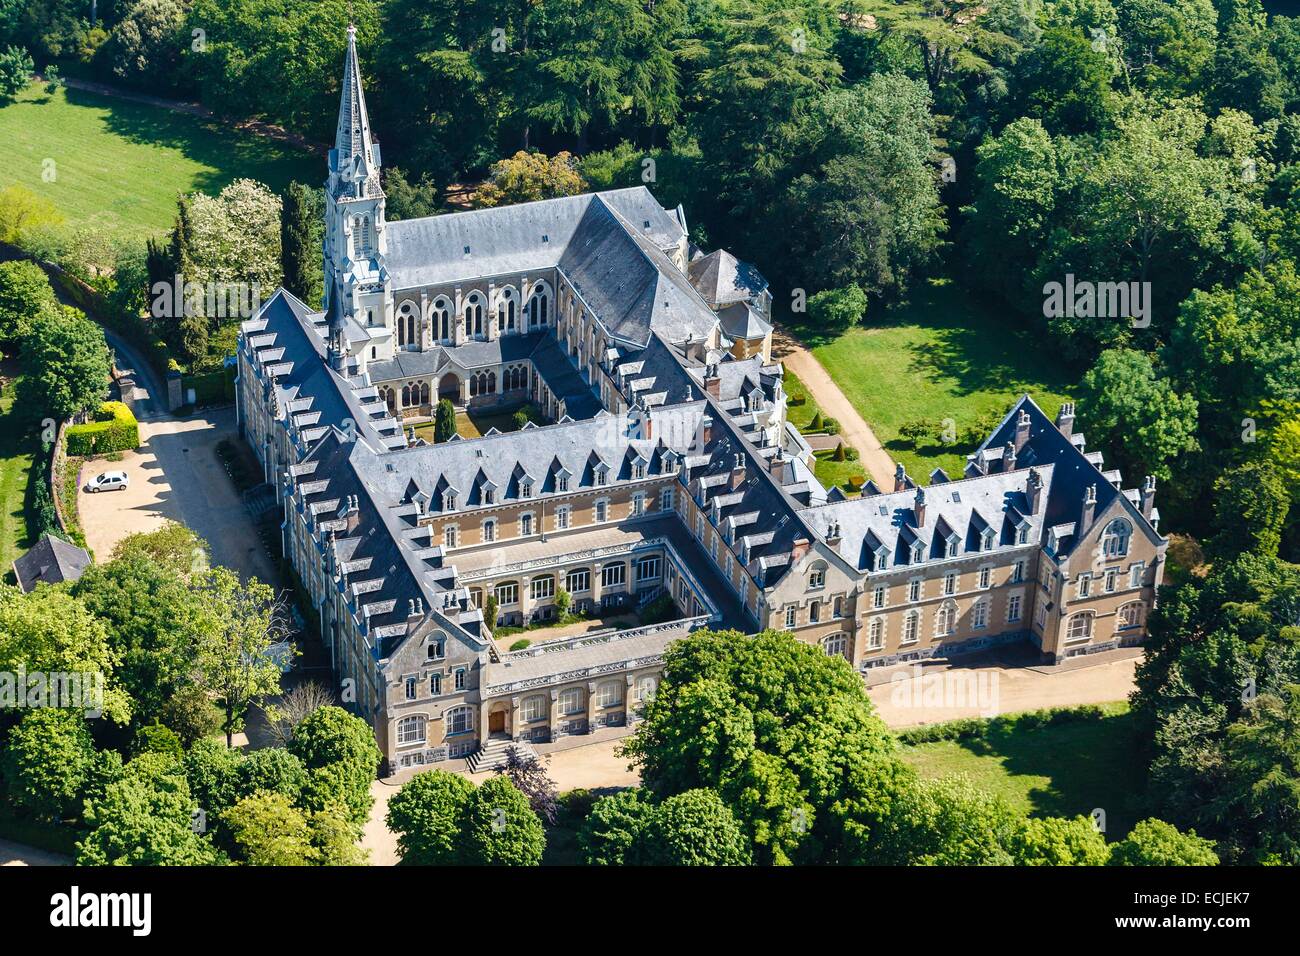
[13,533,91,592]
[687,249,769,307]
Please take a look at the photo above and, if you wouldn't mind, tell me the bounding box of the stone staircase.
[466,737,538,773]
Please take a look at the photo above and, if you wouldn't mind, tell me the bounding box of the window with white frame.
[633,463,645,480]
[833,595,843,618]
[521,696,546,722]
[635,675,657,703]
[1012,560,1025,583]
[631,493,645,516]
[482,519,497,543]
[594,681,624,708]
[1007,593,1022,623]
[444,525,458,548]
[809,565,826,589]
[660,487,674,511]
[1065,611,1095,643]
[1102,518,1131,558]
[902,611,920,644]
[596,468,607,487]
[531,576,555,600]
[559,687,584,715]
[595,499,609,522]
[1104,568,1117,593]
[978,566,991,589]
[557,475,569,493]
[867,618,884,650]
[397,715,426,746]
[429,673,441,696]
[556,506,570,530]
[1035,603,1048,627]
[943,572,957,596]
[936,602,957,636]
[445,705,473,735]
[784,605,797,629]
[454,668,466,691]
[494,582,518,606]
[823,633,849,659]
[1129,562,1145,588]
[636,555,661,581]
[566,569,590,593]
[483,488,495,505]
[809,601,821,624]
[521,480,533,498]
[444,491,456,511]
[710,534,719,562]
[405,677,417,700]
[602,563,626,588]
[908,579,922,603]
[1077,574,1091,599]
[873,585,887,609]
[519,513,534,536]
[1117,602,1144,631]
[972,600,988,630]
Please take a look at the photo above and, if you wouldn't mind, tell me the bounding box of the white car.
[87,471,129,493]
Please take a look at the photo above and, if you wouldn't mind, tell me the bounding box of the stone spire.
[331,24,381,200]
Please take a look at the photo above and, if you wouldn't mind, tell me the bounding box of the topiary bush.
[65,401,139,456]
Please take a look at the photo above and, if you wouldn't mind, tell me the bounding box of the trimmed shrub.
[823,417,840,435]
[65,401,139,456]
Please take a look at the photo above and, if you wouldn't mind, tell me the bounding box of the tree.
[288,705,382,828]
[434,398,456,443]
[0,259,58,346]
[1207,460,1290,562]
[874,775,1022,865]
[223,791,316,866]
[1109,818,1219,866]
[385,769,476,865]
[262,680,336,747]
[496,746,559,825]
[807,285,868,333]
[78,764,225,866]
[106,0,189,90]
[1076,349,1199,482]
[0,586,132,724]
[384,168,441,221]
[238,747,309,804]
[189,568,288,747]
[463,775,546,865]
[280,182,324,307]
[0,43,31,98]
[0,184,62,247]
[15,304,111,423]
[110,521,210,577]
[1010,815,1111,866]
[641,788,752,865]
[159,685,222,746]
[476,151,586,208]
[855,0,1022,93]
[579,788,655,865]
[183,737,245,825]
[622,628,905,864]
[1009,25,1114,136]
[1,710,96,822]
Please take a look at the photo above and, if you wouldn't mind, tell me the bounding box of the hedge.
[65,401,139,456]
[189,367,236,407]
[895,704,1111,746]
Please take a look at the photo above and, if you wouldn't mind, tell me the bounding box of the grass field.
[899,703,1147,840]
[0,369,35,578]
[1,84,318,245]
[785,278,1077,478]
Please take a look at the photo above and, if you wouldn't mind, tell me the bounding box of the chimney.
[701,415,713,447]
[769,453,789,484]
[1014,410,1032,453]
[1055,402,1075,437]
[914,486,927,528]
[1002,441,1017,473]
[791,537,811,564]
[826,519,842,545]
[729,452,746,490]
[1080,484,1097,532]
[894,462,908,493]
[1140,475,1156,519]
[1026,467,1043,515]
[704,363,721,399]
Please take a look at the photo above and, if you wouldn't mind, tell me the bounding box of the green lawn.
[1,84,318,245]
[785,278,1077,478]
[412,403,544,443]
[0,370,35,578]
[899,703,1147,840]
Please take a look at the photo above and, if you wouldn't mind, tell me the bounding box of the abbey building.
[237,30,1167,773]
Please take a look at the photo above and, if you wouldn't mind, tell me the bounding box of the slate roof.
[13,533,91,592]
[687,249,769,308]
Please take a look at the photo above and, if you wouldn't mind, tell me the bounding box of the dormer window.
[521,480,533,499]
[981,528,995,551]
[444,492,456,512]
[557,475,569,493]
[596,467,607,487]
[1016,525,1030,545]
[808,565,826,590]
[873,547,890,572]
[1102,518,1131,558]
[483,489,495,505]
[945,537,959,559]
[633,463,645,480]
[911,542,925,564]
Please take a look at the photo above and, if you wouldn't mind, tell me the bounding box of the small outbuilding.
[12,533,91,592]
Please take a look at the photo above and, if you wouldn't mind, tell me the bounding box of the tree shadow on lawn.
[66,87,317,197]
[954,710,1150,839]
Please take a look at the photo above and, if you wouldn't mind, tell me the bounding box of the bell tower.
[323,25,391,372]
